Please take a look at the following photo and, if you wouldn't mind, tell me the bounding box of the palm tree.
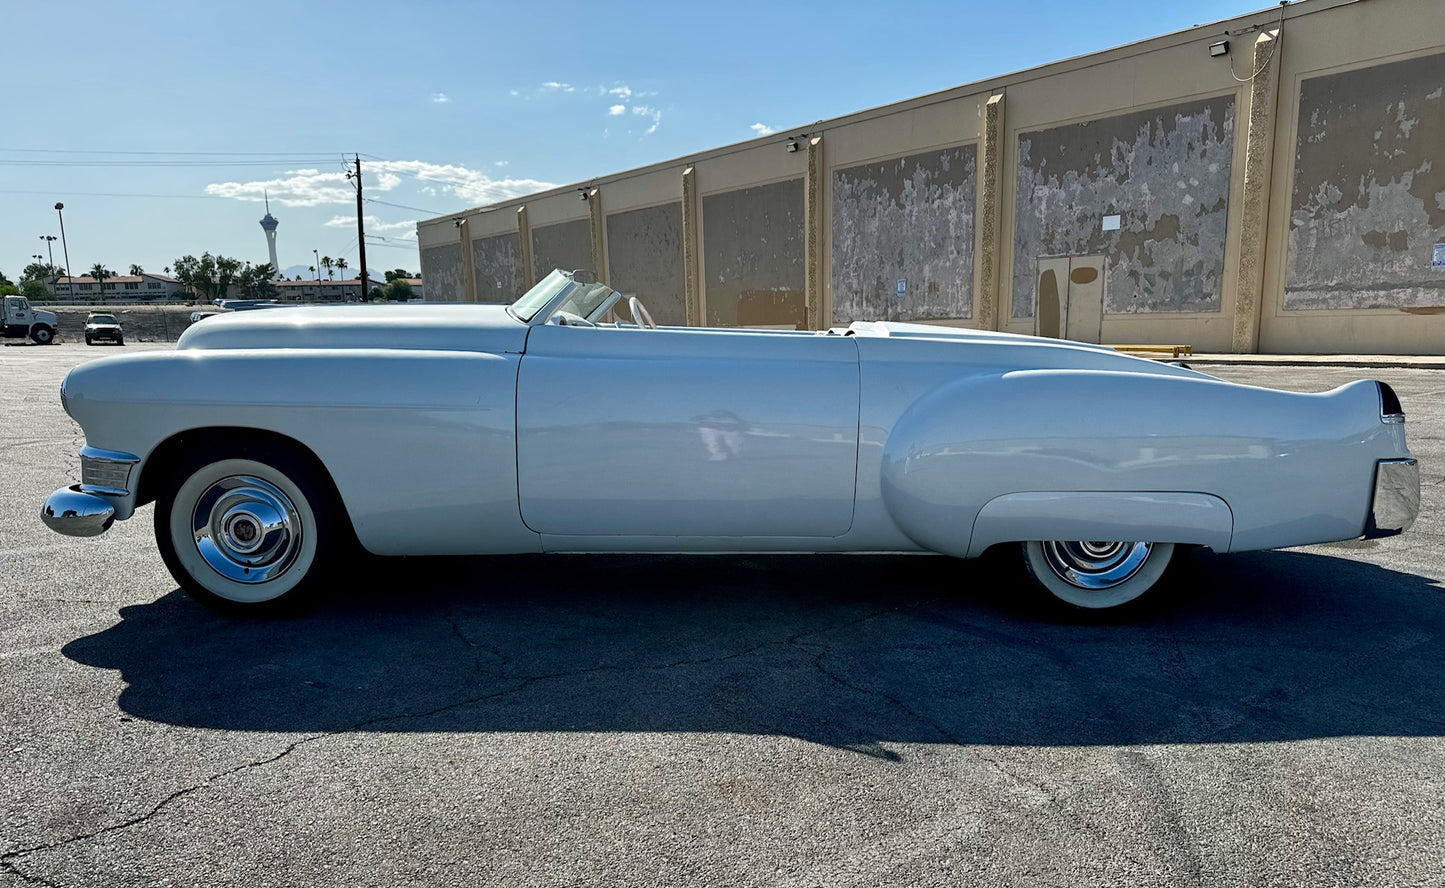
[129,264,144,276]
[335,257,348,281]
[89,263,113,300]
[321,256,335,280]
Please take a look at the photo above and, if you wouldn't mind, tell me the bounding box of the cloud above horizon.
[205,160,557,208]
[323,215,419,238]
[750,123,776,136]
[431,92,452,104]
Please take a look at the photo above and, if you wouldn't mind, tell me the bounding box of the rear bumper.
[1364,458,1419,538]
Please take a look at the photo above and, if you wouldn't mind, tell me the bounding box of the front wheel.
[31,325,54,345]
[1021,540,1176,611]
[155,450,343,613]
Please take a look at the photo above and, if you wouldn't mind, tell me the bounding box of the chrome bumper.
[41,485,117,537]
[1364,458,1419,538]
[40,447,140,538]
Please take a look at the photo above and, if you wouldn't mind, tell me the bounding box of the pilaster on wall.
[458,218,478,303]
[975,92,1006,331]
[804,136,825,330]
[681,166,701,326]
[588,189,605,278]
[517,206,535,287]
[1232,29,1282,354]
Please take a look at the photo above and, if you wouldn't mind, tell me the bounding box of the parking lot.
[2,341,1443,887]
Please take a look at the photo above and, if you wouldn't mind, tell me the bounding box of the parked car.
[84,312,124,346]
[41,269,1419,614]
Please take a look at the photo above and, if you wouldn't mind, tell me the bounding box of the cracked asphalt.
[3,342,1444,887]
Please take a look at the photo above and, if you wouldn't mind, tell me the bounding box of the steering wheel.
[628,296,657,330]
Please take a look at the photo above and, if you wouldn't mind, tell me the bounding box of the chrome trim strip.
[1365,458,1419,538]
[79,446,140,497]
[79,446,140,464]
[1383,414,1405,424]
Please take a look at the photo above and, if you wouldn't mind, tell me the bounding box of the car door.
[516,323,860,539]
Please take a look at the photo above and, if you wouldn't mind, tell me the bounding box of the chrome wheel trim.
[1040,540,1153,590]
[190,475,303,584]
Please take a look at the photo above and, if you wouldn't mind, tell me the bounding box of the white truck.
[2,295,59,344]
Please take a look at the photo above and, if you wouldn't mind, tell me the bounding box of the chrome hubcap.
[191,475,302,584]
[1041,540,1152,590]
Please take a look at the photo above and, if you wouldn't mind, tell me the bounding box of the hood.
[175,303,529,353]
[34,308,58,324]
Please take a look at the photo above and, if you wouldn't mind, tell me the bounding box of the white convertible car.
[42,269,1419,613]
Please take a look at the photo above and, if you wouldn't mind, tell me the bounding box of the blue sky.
[2,0,1267,281]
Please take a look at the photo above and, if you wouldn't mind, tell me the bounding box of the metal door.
[1035,255,1106,343]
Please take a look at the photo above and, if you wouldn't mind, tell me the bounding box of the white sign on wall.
[1433,243,1445,270]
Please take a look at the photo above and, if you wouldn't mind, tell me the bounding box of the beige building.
[52,273,184,302]
[274,278,378,302]
[417,0,1445,354]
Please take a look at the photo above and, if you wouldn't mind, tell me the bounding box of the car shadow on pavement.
[62,548,1445,753]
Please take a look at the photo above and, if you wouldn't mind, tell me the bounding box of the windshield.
[90,315,117,324]
[509,269,574,322]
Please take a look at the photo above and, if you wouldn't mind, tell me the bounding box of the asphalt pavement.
[2,342,1443,887]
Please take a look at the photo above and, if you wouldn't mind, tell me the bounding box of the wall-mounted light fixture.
[785,139,800,153]
[578,188,591,201]
[1209,39,1230,57]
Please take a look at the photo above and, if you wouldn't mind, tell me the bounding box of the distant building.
[53,272,184,301]
[274,278,379,303]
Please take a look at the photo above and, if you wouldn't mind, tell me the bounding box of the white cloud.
[540,81,574,92]
[509,89,520,97]
[750,123,775,136]
[608,104,626,116]
[632,104,662,134]
[431,92,452,104]
[324,215,419,238]
[607,86,632,99]
[206,160,557,208]
[494,160,508,167]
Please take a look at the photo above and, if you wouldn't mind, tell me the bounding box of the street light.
[39,235,57,279]
[313,249,319,282]
[54,204,74,300]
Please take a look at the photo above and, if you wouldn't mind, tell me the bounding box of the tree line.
[3,259,420,303]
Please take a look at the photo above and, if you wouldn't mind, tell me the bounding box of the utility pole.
[347,155,369,302]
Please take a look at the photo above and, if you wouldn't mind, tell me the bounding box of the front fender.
[879,369,1400,557]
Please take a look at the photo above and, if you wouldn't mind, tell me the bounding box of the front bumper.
[41,485,117,537]
[40,447,140,538]
[1364,457,1420,538]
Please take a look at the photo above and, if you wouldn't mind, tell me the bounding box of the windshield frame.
[507,269,576,324]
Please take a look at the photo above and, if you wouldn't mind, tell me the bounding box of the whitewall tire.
[155,452,338,612]
[1021,540,1176,611]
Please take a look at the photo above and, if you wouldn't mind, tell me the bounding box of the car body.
[84,313,124,346]
[41,269,1420,612]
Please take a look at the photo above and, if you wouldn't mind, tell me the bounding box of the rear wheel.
[1021,540,1176,611]
[154,448,343,613]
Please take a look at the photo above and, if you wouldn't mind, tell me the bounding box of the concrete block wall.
[418,0,1445,354]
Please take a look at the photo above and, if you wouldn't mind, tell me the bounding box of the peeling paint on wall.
[419,243,463,303]
[1286,52,1445,310]
[532,219,593,285]
[471,232,521,302]
[832,145,977,322]
[1012,96,1235,317]
[607,203,686,326]
[702,179,806,327]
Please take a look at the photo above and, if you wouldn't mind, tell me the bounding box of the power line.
[0,188,230,200]
[0,147,349,156]
[365,197,445,214]
[0,159,341,168]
